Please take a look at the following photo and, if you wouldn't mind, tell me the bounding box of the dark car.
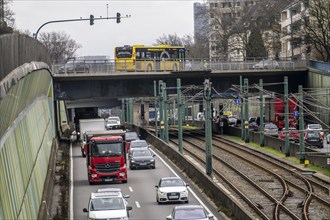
[166,205,214,220]
[304,132,323,148]
[248,121,259,131]
[59,61,89,73]
[129,149,155,169]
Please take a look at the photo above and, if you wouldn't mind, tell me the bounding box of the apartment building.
[208,0,258,60]
[280,0,307,60]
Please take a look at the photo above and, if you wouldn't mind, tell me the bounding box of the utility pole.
[159,80,164,141]
[259,79,264,147]
[154,81,158,137]
[298,85,305,163]
[177,79,183,153]
[244,78,249,143]
[204,79,212,176]
[163,82,169,143]
[240,76,244,140]
[284,76,290,157]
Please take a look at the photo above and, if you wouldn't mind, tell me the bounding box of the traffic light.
[90,14,94,25]
[116,12,121,23]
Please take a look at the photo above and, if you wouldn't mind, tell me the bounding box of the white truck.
[79,118,105,157]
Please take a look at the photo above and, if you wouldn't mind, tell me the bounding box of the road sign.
[293,111,299,117]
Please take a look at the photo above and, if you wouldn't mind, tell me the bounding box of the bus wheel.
[173,64,178,71]
[147,64,152,72]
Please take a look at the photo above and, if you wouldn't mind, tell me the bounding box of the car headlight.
[130,160,135,163]
[159,190,166,196]
[180,190,188,195]
[150,159,155,162]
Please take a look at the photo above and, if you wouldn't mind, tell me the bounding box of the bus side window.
[141,52,145,59]
[136,52,140,59]
[146,52,151,59]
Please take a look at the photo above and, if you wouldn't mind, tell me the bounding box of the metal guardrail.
[51,59,308,75]
[308,60,330,72]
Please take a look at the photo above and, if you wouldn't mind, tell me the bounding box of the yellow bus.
[114,44,186,72]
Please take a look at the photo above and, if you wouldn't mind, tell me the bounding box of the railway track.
[148,127,330,220]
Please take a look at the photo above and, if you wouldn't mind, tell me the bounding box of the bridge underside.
[54,69,308,109]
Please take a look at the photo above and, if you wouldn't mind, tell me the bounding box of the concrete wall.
[0,64,56,219]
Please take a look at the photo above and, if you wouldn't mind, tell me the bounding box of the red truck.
[86,130,127,184]
[265,97,298,130]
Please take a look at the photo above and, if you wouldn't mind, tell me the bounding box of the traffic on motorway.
[70,118,220,220]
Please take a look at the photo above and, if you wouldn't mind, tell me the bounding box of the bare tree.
[39,31,81,63]
[303,0,330,61]
[0,0,15,34]
[154,33,183,46]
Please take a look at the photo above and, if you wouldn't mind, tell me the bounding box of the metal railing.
[51,58,308,75]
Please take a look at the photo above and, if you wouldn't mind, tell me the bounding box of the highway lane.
[70,140,222,220]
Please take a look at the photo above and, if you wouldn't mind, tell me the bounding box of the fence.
[51,58,308,75]
[0,34,50,81]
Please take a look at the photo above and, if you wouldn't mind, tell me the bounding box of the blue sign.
[293,111,299,117]
[235,98,241,105]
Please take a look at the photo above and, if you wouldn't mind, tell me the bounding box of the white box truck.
[79,118,105,157]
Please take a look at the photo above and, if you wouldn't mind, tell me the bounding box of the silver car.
[253,60,279,69]
[263,123,279,137]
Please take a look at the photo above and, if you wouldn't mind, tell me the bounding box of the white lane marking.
[135,201,141,208]
[70,142,73,220]
[150,149,218,220]
[129,186,133,192]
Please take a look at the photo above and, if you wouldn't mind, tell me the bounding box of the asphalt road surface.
[70,141,223,220]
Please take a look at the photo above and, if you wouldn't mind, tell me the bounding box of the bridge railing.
[51,58,308,75]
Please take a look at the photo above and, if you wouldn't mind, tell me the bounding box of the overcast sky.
[11,0,204,58]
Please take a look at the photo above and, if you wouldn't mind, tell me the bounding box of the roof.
[161,176,181,180]
[91,191,122,199]
[174,205,203,210]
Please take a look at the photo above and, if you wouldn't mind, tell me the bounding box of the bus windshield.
[115,47,133,58]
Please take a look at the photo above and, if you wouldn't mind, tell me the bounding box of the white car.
[253,60,279,69]
[105,120,121,130]
[83,188,132,219]
[305,123,323,136]
[166,205,214,220]
[155,177,189,204]
[107,116,121,125]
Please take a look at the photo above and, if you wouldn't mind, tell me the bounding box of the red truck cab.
[86,130,127,184]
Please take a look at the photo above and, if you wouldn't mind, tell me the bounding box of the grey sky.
[11,0,203,58]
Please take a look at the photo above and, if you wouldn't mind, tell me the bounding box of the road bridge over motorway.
[53,67,308,109]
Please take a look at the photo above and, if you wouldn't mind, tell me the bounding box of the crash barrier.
[127,124,255,220]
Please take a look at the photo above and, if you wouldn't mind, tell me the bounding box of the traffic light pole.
[34,13,126,39]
